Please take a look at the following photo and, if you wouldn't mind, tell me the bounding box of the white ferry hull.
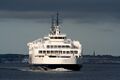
[29,56,82,71]
[30,56,77,64]
[30,64,82,71]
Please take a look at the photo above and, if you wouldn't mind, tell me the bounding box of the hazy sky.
[0,0,120,56]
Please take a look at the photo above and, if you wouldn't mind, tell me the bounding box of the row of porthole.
[50,37,66,39]
[47,45,70,48]
[38,50,78,54]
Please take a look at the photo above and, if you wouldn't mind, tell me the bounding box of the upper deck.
[27,13,82,58]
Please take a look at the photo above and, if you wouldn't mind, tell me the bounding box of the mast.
[51,16,54,27]
[50,16,55,35]
[50,13,60,35]
[56,12,59,26]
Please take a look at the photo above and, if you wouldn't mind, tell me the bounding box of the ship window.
[58,45,61,48]
[66,45,70,48]
[35,55,44,57]
[47,51,50,53]
[67,51,69,54]
[51,45,53,48]
[50,37,66,39]
[50,51,53,53]
[55,51,58,53]
[39,55,44,57]
[43,51,46,53]
[58,37,61,39]
[62,46,65,48]
[60,56,71,58]
[49,55,57,58]
[74,51,78,54]
[61,37,63,39]
[63,51,65,54]
[55,37,57,39]
[39,50,42,53]
[71,51,73,54]
[47,45,50,48]
[58,37,62,39]
[58,51,62,54]
[54,45,57,48]
[50,37,53,39]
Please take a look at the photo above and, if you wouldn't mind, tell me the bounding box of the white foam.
[50,68,72,72]
[18,67,72,72]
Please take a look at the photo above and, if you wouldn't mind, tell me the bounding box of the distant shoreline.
[0,54,120,64]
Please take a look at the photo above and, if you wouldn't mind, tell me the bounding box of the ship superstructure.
[27,13,82,71]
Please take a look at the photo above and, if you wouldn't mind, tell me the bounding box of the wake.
[0,67,72,72]
[21,67,72,72]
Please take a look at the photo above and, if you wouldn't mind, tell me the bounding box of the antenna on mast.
[56,12,59,26]
[51,16,54,27]
[50,16,55,34]
[50,12,60,35]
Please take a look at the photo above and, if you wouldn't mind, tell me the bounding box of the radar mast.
[50,13,60,35]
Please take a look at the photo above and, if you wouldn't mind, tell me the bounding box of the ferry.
[27,13,82,71]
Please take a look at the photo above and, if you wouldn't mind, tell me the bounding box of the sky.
[0,0,120,56]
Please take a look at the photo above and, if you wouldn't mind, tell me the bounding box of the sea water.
[0,63,120,80]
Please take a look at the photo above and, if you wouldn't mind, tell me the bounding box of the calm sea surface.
[0,63,120,80]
